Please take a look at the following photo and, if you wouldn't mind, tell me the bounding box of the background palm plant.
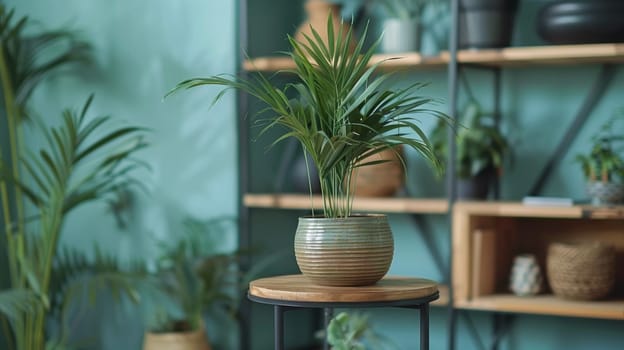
[169,16,447,218]
[0,95,148,349]
[0,5,148,349]
[148,217,241,334]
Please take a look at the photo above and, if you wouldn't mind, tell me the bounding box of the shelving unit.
[237,1,624,349]
[452,201,624,321]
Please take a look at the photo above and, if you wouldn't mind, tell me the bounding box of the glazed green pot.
[294,214,394,286]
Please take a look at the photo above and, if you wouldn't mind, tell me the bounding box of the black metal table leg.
[275,305,284,350]
[323,307,334,350]
[420,303,430,350]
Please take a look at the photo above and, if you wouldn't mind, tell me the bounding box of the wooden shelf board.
[458,43,624,66]
[243,52,446,72]
[454,201,624,219]
[243,194,448,214]
[243,44,624,72]
[456,294,624,320]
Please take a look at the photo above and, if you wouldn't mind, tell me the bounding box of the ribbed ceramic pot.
[294,214,394,286]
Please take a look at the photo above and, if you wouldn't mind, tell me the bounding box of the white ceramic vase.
[509,254,542,296]
[381,18,420,53]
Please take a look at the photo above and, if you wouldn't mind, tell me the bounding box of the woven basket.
[546,242,616,300]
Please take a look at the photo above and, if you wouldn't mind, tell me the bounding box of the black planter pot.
[459,0,518,49]
[456,168,493,200]
[538,1,624,45]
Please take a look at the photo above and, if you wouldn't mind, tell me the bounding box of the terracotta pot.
[351,147,404,197]
[143,326,212,350]
[294,214,394,286]
[295,0,354,50]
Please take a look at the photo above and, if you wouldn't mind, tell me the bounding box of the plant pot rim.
[299,213,387,219]
[144,327,206,339]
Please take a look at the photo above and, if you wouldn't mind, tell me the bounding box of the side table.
[248,274,439,350]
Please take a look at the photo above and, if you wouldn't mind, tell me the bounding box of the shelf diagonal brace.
[460,311,487,350]
[490,313,514,350]
[529,64,616,196]
[408,215,448,281]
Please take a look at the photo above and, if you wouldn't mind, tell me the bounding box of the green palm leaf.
[0,289,39,321]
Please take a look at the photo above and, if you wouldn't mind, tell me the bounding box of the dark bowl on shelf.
[460,0,518,11]
[538,1,624,44]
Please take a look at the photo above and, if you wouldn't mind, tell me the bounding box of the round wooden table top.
[249,274,438,303]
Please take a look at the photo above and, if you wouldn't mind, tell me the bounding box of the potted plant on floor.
[143,217,245,350]
[431,97,509,199]
[168,16,447,286]
[575,114,624,205]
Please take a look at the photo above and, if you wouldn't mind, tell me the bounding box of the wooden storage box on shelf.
[452,201,624,320]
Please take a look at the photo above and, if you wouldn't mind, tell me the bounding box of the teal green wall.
[8,1,238,349]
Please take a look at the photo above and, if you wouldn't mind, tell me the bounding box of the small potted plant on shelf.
[143,217,242,350]
[575,114,624,205]
[168,16,448,287]
[376,0,442,53]
[431,98,509,199]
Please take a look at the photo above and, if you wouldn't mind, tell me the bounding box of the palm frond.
[167,14,447,217]
[49,245,149,336]
[0,289,39,321]
[0,5,91,116]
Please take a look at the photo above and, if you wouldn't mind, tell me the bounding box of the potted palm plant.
[575,115,624,205]
[431,98,509,199]
[168,16,447,286]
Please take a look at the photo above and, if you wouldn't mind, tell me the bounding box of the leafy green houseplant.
[431,98,509,199]
[0,6,148,349]
[325,312,396,350]
[575,115,624,205]
[143,217,242,350]
[169,16,446,286]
